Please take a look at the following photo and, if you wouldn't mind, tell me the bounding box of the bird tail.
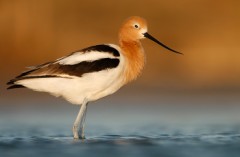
[6,79,25,90]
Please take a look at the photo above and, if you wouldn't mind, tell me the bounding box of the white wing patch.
[59,51,117,65]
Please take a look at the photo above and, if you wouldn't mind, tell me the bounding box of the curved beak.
[143,32,183,55]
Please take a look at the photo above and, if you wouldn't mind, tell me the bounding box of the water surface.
[1,91,240,157]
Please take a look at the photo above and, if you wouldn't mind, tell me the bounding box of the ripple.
[1,133,240,145]
[1,133,240,157]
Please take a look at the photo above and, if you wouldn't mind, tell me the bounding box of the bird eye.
[134,24,139,29]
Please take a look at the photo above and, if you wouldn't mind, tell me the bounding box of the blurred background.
[1,0,240,90]
[0,0,240,134]
[0,1,240,156]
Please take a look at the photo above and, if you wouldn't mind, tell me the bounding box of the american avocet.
[7,16,182,139]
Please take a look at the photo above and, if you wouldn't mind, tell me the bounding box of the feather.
[7,44,121,86]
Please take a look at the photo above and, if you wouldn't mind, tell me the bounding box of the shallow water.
[1,116,240,157]
[1,127,240,157]
[1,91,240,157]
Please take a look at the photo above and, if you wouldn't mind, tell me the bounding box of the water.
[1,125,240,157]
[1,91,240,157]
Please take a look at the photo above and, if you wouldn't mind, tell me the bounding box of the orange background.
[1,0,240,97]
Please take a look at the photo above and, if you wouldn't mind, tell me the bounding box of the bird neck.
[119,40,145,84]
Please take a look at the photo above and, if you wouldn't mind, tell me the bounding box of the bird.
[7,16,182,139]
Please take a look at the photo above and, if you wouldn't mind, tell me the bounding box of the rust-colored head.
[119,16,148,42]
[119,16,182,54]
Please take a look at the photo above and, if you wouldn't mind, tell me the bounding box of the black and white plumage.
[7,16,181,139]
[7,44,125,105]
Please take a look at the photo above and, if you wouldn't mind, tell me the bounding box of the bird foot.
[73,125,86,139]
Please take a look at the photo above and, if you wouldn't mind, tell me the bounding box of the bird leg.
[80,103,88,139]
[72,99,88,139]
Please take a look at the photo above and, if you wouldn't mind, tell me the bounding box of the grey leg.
[72,99,88,139]
[80,104,88,139]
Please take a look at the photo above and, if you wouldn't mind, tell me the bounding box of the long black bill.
[143,32,183,55]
